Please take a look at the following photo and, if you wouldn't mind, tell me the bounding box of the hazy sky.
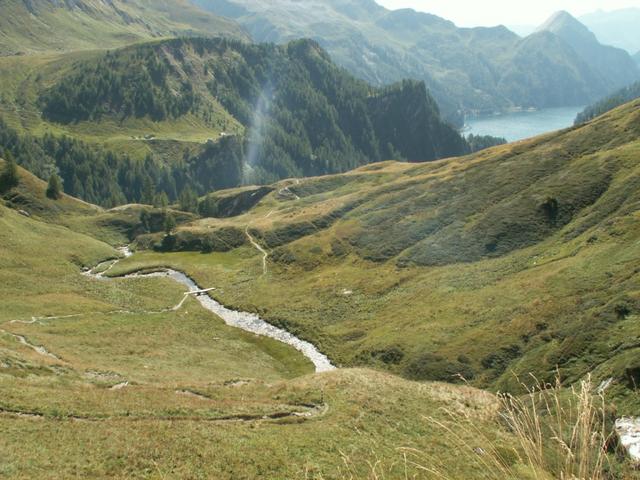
[375,0,640,27]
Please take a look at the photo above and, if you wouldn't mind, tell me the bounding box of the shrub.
[404,352,474,382]
[370,346,405,365]
[541,196,559,222]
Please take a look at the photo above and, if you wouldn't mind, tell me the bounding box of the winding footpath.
[245,227,269,275]
[87,247,335,373]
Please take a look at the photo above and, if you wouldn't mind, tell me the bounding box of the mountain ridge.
[0,0,248,55]
[194,0,639,122]
[538,10,639,92]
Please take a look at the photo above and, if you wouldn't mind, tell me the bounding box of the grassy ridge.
[117,99,640,413]
[0,0,247,56]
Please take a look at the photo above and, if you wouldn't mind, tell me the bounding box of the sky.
[375,0,640,28]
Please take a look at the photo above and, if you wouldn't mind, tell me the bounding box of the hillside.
[635,52,640,67]
[194,0,637,122]
[1,37,471,206]
[0,154,535,480]
[575,81,640,124]
[0,0,247,56]
[112,99,640,417]
[539,11,639,92]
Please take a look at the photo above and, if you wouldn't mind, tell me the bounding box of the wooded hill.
[2,37,486,206]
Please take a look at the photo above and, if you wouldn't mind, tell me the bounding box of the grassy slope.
[0,162,523,479]
[0,0,247,56]
[114,99,640,414]
[0,49,242,162]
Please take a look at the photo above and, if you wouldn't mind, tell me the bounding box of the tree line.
[575,81,640,124]
[0,118,243,207]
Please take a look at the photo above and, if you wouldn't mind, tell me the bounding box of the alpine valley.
[1,1,639,479]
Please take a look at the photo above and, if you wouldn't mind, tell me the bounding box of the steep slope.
[580,8,640,54]
[0,0,247,56]
[1,37,469,206]
[575,81,640,124]
[121,99,640,414]
[539,11,639,92]
[194,0,634,122]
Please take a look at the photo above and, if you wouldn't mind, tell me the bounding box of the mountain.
[635,51,640,67]
[0,0,247,55]
[1,37,470,206]
[495,30,605,107]
[580,8,640,54]
[575,80,640,124]
[538,11,639,92]
[131,98,640,418]
[193,0,637,122]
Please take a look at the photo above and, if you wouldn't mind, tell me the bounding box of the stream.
[87,247,335,373]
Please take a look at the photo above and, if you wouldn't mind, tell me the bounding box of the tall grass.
[498,375,610,480]
[405,375,616,480]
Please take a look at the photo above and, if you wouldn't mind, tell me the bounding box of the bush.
[541,196,559,222]
[481,344,522,374]
[370,346,405,365]
[404,352,474,382]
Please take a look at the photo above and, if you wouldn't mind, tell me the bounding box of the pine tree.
[141,176,155,205]
[46,173,63,200]
[153,192,169,208]
[0,149,19,193]
[179,187,198,213]
[163,212,176,235]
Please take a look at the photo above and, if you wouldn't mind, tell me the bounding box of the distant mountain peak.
[539,10,591,34]
[538,10,600,46]
[537,9,639,91]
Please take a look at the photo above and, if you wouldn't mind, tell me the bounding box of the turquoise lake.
[464,106,585,142]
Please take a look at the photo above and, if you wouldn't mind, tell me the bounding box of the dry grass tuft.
[401,374,616,480]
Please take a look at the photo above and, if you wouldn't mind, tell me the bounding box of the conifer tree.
[0,148,19,193]
[141,176,155,205]
[153,192,169,208]
[163,212,176,235]
[46,173,63,200]
[179,187,198,213]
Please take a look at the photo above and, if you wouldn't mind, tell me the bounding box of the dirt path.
[278,186,300,200]
[245,227,269,275]
[0,402,329,424]
[0,329,61,361]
